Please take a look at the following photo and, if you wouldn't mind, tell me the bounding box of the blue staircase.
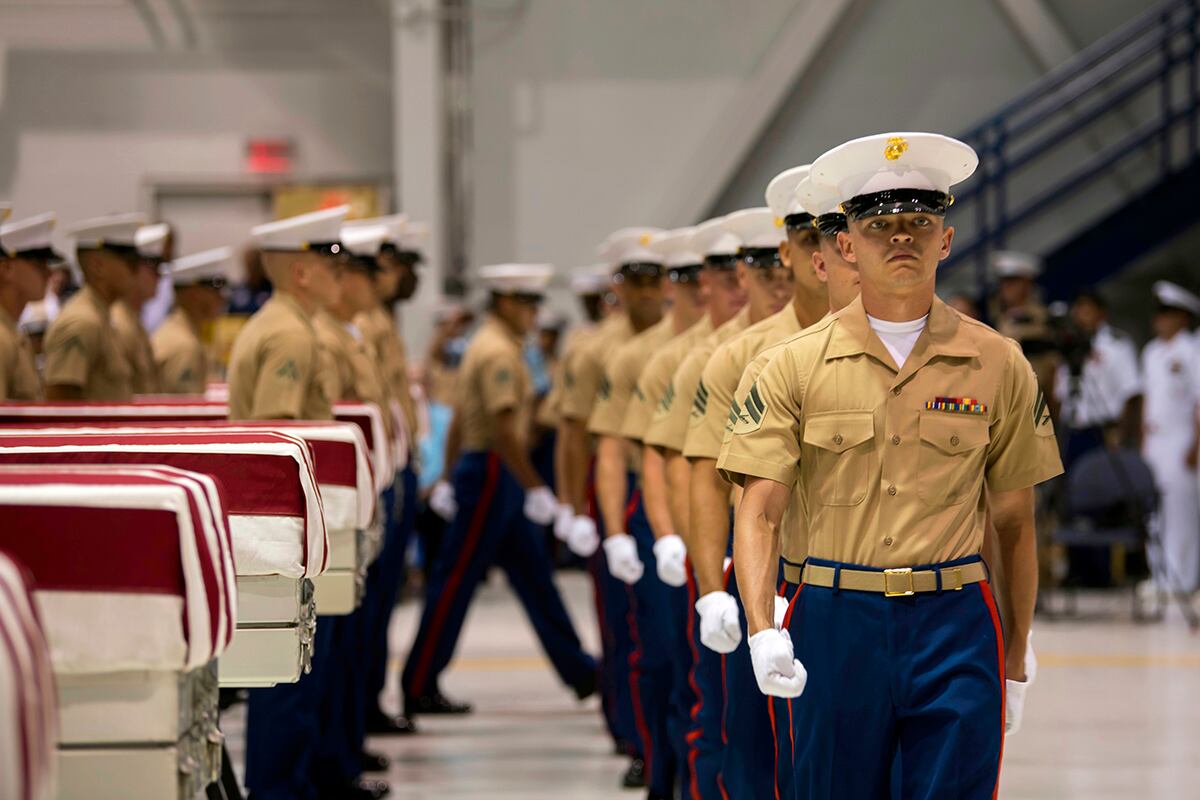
[947,0,1200,300]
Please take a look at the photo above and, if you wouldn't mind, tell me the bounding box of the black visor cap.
[739,247,783,269]
[841,189,952,220]
[667,264,703,284]
[815,213,848,237]
[703,254,739,271]
[784,212,815,232]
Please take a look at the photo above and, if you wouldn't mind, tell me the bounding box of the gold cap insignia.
[774,216,784,228]
[884,137,909,161]
[639,232,653,246]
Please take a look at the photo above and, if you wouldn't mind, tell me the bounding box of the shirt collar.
[271,291,315,330]
[483,312,524,346]
[826,294,980,369]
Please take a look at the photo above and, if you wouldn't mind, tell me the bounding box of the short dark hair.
[1072,287,1107,310]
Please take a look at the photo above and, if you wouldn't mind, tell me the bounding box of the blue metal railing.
[947,0,1200,293]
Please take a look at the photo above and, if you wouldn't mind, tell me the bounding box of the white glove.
[429,480,457,521]
[773,595,791,630]
[653,534,688,587]
[748,628,807,698]
[695,591,742,653]
[1024,631,1038,685]
[567,515,600,558]
[1005,678,1028,735]
[603,533,644,584]
[524,486,558,525]
[553,503,575,542]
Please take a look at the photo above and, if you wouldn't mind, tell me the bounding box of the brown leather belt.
[793,561,988,596]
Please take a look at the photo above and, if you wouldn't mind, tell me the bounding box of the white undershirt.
[867,314,928,369]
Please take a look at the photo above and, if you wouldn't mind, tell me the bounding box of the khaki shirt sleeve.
[985,343,1065,492]
[645,349,708,452]
[558,343,603,421]
[480,350,523,417]
[684,344,741,460]
[588,347,640,437]
[717,345,801,487]
[43,314,99,388]
[250,332,318,419]
[619,350,672,442]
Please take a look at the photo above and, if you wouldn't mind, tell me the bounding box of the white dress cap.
[168,247,235,287]
[1,212,57,256]
[812,132,978,208]
[479,263,555,295]
[722,207,785,250]
[689,216,740,259]
[599,227,664,266]
[397,221,430,254]
[344,213,407,248]
[795,175,843,217]
[341,223,389,258]
[251,204,350,251]
[992,250,1041,280]
[570,263,613,295]
[649,227,705,269]
[765,165,813,222]
[66,212,147,249]
[1154,281,1200,316]
[135,223,171,259]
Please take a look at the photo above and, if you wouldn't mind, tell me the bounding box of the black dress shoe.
[404,692,473,716]
[572,670,598,701]
[622,757,646,789]
[360,751,390,773]
[365,709,418,735]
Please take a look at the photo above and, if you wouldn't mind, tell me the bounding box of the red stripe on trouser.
[407,454,501,696]
[621,489,655,782]
[782,584,804,760]
[685,565,704,800]
[978,582,1006,800]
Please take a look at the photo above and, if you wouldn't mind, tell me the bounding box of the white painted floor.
[227,573,1200,799]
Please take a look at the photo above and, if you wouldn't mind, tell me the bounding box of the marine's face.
[3,255,50,305]
[497,293,540,335]
[301,252,343,310]
[621,273,664,328]
[1070,297,1104,334]
[341,267,378,314]
[782,227,821,289]
[739,261,792,319]
[373,254,401,302]
[701,267,746,323]
[839,212,952,294]
[1152,307,1188,340]
[813,236,861,313]
[107,250,139,298]
[133,259,160,304]
[998,276,1031,307]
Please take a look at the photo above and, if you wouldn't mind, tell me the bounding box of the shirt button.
[833,433,843,445]
[950,434,960,446]
[891,435,901,445]
[887,484,897,496]
[884,536,894,546]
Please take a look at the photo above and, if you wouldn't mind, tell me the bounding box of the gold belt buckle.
[945,567,964,591]
[883,567,915,597]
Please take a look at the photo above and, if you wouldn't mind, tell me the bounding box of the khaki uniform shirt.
[645,307,751,452]
[112,301,160,394]
[559,314,636,422]
[227,292,332,421]
[684,305,807,461]
[151,308,209,395]
[0,307,42,401]
[587,314,677,438]
[537,315,623,429]
[315,312,394,437]
[620,316,714,442]
[729,336,810,563]
[356,305,418,438]
[43,285,133,401]
[718,295,1063,568]
[457,315,534,451]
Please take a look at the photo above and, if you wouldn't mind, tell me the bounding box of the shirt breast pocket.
[917,412,990,506]
[802,410,875,507]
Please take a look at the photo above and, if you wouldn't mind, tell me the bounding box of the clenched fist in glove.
[1007,632,1037,736]
[695,591,741,653]
[652,534,688,587]
[748,628,807,698]
[567,515,600,558]
[429,480,457,521]
[603,533,644,584]
[553,503,575,542]
[523,486,558,525]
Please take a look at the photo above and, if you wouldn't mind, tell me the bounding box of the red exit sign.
[246,138,294,174]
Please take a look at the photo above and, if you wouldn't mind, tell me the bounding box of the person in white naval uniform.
[1141,281,1200,595]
